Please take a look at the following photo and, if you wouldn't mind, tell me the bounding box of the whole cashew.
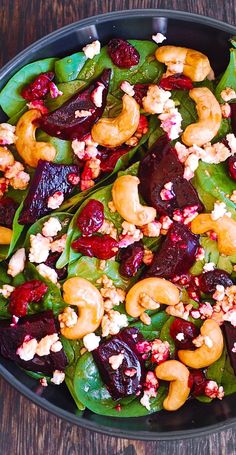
[0,227,12,244]
[155,46,212,82]
[155,360,190,411]
[191,214,236,256]
[178,319,224,369]
[112,175,156,226]
[0,147,14,171]
[61,277,104,339]
[15,110,56,168]
[125,277,180,318]
[181,88,222,146]
[91,94,140,147]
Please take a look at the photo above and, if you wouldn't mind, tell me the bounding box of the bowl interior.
[0,9,235,440]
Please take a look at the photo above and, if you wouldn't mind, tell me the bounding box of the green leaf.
[0,58,57,117]
[45,80,86,111]
[131,311,170,340]
[55,52,87,82]
[24,212,72,251]
[159,316,175,356]
[215,48,236,101]
[36,130,73,164]
[61,336,85,410]
[0,201,25,262]
[221,355,236,396]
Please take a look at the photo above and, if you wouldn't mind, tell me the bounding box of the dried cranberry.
[21,71,54,101]
[170,318,199,349]
[107,39,140,69]
[188,369,208,396]
[72,234,119,260]
[99,146,130,173]
[159,74,193,91]
[77,199,104,236]
[0,197,18,228]
[133,84,149,105]
[44,252,67,280]
[228,155,236,181]
[119,241,144,277]
[199,269,234,294]
[9,280,48,317]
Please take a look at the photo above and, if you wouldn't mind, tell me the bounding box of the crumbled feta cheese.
[230,190,236,203]
[152,32,166,44]
[74,109,93,118]
[221,87,236,102]
[108,353,124,370]
[7,248,26,277]
[49,82,63,99]
[211,201,231,220]
[98,219,118,240]
[119,221,143,247]
[50,233,67,253]
[223,309,236,327]
[50,340,63,352]
[141,221,161,237]
[140,392,151,410]
[221,103,231,118]
[158,104,182,140]
[83,332,101,352]
[226,133,236,154]
[142,85,172,114]
[51,370,65,385]
[160,215,173,232]
[120,81,135,97]
[97,274,125,311]
[36,263,58,284]
[101,310,128,337]
[36,333,59,356]
[205,380,224,400]
[202,142,231,164]
[176,332,185,341]
[17,337,38,361]
[91,83,105,107]
[29,233,50,263]
[213,285,225,302]
[0,123,17,145]
[232,342,236,353]
[47,191,64,209]
[82,40,101,59]
[203,262,215,272]
[9,170,30,190]
[151,339,170,364]
[160,181,175,200]
[71,139,86,158]
[59,307,78,328]
[42,217,62,238]
[0,284,15,298]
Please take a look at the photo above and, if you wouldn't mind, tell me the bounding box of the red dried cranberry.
[188,369,208,396]
[228,155,236,181]
[119,241,144,277]
[44,252,67,280]
[72,234,119,259]
[133,84,149,105]
[0,197,18,228]
[108,39,140,68]
[21,72,54,101]
[199,269,234,294]
[159,74,193,91]
[77,199,104,236]
[9,280,48,317]
[99,146,130,173]
[170,318,199,349]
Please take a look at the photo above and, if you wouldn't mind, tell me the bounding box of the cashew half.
[155,360,190,411]
[181,88,222,146]
[155,46,212,82]
[15,110,56,168]
[0,227,12,244]
[91,94,140,147]
[125,277,180,318]
[112,175,156,226]
[61,277,104,339]
[0,147,14,171]
[191,214,236,256]
[178,319,224,369]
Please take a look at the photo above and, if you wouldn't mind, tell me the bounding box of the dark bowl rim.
[0,7,236,441]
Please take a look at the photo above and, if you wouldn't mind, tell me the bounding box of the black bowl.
[0,9,235,440]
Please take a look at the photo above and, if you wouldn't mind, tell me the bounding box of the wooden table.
[0,0,236,453]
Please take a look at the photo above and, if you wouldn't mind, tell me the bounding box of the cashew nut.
[15,110,56,168]
[125,277,180,318]
[178,319,224,369]
[112,175,156,226]
[191,214,236,256]
[181,87,222,146]
[155,46,212,82]
[0,227,12,244]
[155,360,190,411]
[91,94,140,147]
[0,147,14,171]
[61,277,104,339]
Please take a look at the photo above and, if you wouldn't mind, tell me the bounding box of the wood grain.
[0,0,236,454]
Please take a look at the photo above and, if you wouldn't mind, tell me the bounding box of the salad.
[0,33,235,417]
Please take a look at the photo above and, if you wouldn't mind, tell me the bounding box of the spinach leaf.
[0,58,57,117]
[190,236,236,276]
[24,212,72,251]
[131,311,169,340]
[45,80,86,111]
[159,316,175,356]
[55,52,87,83]
[0,201,25,262]
[221,355,236,396]
[197,348,227,403]
[36,130,73,164]
[61,336,85,410]
[215,48,236,101]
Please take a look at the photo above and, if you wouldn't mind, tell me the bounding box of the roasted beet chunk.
[77,199,104,236]
[138,135,203,216]
[93,329,144,399]
[107,39,140,69]
[21,71,54,101]
[18,160,79,224]
[170,318,199,349]
[145,222,199,279]
[199,269,234,294]
[45,252,67,280]
[9,280,48,317]
[223,323,236,375]
[99,146,130,173]
[119,241,144,277]
[39,69,111,141]
[0,311,68,375]
[159,74,193,91]
[0,197,18,228]
[72,234,119,260]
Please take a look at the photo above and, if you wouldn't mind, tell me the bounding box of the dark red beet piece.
[145,222,199,279]
[133,84,149,106]
[9,280,48,317]
[77,199,104,236]
[99,146,130,173]
[39,69,111,141]
[138,135,203,216]
[118,327,145,357]
[228,155,236,181]
[159,74,193,91]
[92,329,145,399]
[199,269,234,294]
[107,39,140,69]
[72,234,119,260]
[18,160,79,224]
[170,318,199,349]
[0,197,18,228]
[45,252,67,280]
[223,323,236,375]
[0,310,68,375]
[119,241,144,277]
[21,71,54,101]
[188,369,208,396]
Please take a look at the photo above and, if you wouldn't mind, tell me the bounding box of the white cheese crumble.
[74,109,93,118]
[221,87,236,102]
[36,263,58,284]
[108,353,124,370]
[0,123,17,145]
[0,284,15,298]
[101,310,128,337]
[58,307,78,328]
[176,332,185,341]
[29,233,50,263]
[211,201,231,220]
[120,81,135,97]
[152,32,166,44]
[82,40,101,59]
[47,191,64,209]
[7,248,26,277]
[203,262,215,272]
[36,334,61,357]
[83,332,101,351]
[141,221,161,237]
[142,85,172,114]
[158,101,183,140]
[17,338,38,361]
[51,370,65,385]
[42,217,62,238]
[140,392,151,410]
[91,83,105,107]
